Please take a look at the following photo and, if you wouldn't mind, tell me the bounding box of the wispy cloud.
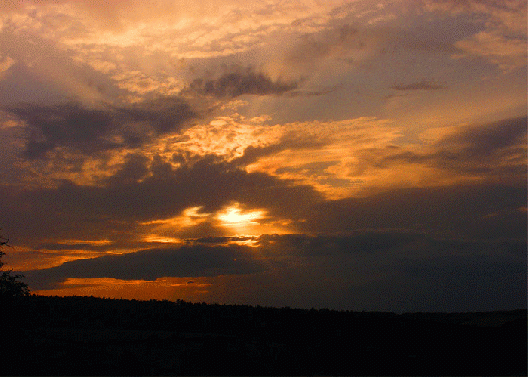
[423,0,527,72]
[391,80,445,91]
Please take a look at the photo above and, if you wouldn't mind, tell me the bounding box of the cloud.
[22,244,263,290]
[187,70,297,98]
[229,116,526,200]
[0,55,15,75]
[20,231,526,312]
[301,183,527,241]
[277,116,526,196]
[391,80,445,91]
[238,117,402,198]
[257,231,427,257]
[380,116,527,180]
[422,0,526,33]
[97,155,322,221]
[6,115,521,247]
[435,116,526,158]
[8,97,195,159]
[422,0,527,72]
[454,30,527,72]
[0,154,323,253]
[282,23,373,75]
[199,232,526,312]
[0,24,129,105]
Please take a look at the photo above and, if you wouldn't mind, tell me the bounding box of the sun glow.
[216,203,266,227]
[140,206,211,228]
[142,234,182,244]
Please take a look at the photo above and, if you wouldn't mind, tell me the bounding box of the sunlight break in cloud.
[216,202,266,227]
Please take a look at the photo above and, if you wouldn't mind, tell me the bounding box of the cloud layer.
[20,232,526,312]
[23,244,262,289]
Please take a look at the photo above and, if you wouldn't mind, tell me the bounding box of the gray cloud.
[187,70,297,98]
[19,231,526,313]
[8,97,196,159]
[301,184,526,241]
[381,245,526,312]
[94,155,322,221]
[22,244,263,289]
[11,102,116,159]
[0,154,323,248]
[257,231,425,257]
[232,130,330,167]
[379,116,527,177]
[7,157,522,252]
[436,116,527,158]
[199,232,526,312]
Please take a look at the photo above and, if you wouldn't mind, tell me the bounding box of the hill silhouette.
[1,295,526,375]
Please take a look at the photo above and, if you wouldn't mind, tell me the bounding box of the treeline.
[2,295,526,375]
[7,295,401,334]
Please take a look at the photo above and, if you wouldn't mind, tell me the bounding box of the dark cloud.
[233,130,329,167]
[11,102,115,159]
[258,232,527,260]
[257,231,425,257]
[93,155,322,221]
[2,133,524,254]
[436,116,527,158]
[187,70,297,98]
[301,184,527,241]
[231,144,286,166]
[2,137,524,254]
[379,116,527,178]
[391,80,445,90]
[382,251,526,312]
[20,231,526,313]
[8,97,196,159]
[119,97,196,134]
[201,232,526,312]
[22,244,263,289]
[275,161,339,176]
[0,154,323,248]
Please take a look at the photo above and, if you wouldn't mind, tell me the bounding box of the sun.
[216,203,266,227]
[215,202,294,236]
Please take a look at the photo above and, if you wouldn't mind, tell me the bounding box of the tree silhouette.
[0,232,30,298]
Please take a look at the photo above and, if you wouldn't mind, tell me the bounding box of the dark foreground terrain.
[1,295,526,375]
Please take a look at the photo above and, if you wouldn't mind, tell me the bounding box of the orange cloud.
[32,276,212,301]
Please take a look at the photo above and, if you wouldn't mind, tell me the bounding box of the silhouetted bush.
[0,234,30,299]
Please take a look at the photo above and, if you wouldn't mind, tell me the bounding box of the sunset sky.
[0,0,526,312]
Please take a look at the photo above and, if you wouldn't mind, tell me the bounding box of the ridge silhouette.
[1,295,526,375]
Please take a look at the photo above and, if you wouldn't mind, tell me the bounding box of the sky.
[0,0,526,312]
